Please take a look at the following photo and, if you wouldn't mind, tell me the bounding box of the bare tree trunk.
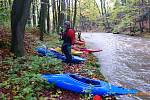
[141,0,144,32]
[79,0,83,31]
[11,0,32,57]
[71,0,74,23]
[100,0,104,16]
[27,5,32,27]
[8,0,12,7]
[0,1,2,7]
[52,0,55,31]
[32,0,37,26]
[100,0,106,29]
[139,0,144,33]
[56,0,61,33]
[67,0,71,21]
[52,0,57,32]
[36,0,40,20]
[103,0,110,29]
[73,0,77,28]
[60,0,65,27]
[54,0,58,31]
[95,0,101,16]
[47,0,50,32]
[39,0,48,41]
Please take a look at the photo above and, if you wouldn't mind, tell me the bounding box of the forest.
[0,0,150,99]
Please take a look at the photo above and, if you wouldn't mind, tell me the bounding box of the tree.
[57,0,61,33]
[47,0,51,32]
[139,0,144,33]
[77,0,100,31]
[39,0,48,41]
[32,0,37,26]
[8,0,12,7]
[73,0,77,28]
[51,0,57,32]
[67,0,71,21]
[60,0,65,27]
[11,0,32,57]
[99,0,110,30]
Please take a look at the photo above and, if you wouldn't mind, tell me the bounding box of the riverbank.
[0,28,105,99]
[113,30,150,39]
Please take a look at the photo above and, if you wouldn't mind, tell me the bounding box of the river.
[82,33,150,100]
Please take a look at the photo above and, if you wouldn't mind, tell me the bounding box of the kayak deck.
[42,74,138,96]
[36,47,86,63]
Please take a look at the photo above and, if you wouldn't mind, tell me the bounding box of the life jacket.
[62,28,75,45]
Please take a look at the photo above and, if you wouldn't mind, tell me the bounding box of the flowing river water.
[82,33,150,100]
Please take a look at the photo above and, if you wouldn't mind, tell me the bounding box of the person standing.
[61,21,75,65]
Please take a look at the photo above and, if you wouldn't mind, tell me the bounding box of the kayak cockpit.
[69,74,101,85]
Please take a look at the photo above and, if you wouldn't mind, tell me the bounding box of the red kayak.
[80,48,102,53]
[73,47,102,53]
[76,41,85,45]
[78,40,85,42]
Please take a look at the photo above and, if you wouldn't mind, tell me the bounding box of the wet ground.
[82,33,150,100]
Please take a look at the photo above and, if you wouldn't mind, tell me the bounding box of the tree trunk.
[47,0,50,32]
[36,0,40,21]
[0,1,2,8]
[100,0,104,16]
[54,0,58,31]
[57,0,61,33]
[8,0,12,7]
[11,0,32,57]
[100,0,106,29]
[141,0,144,32]
[67,0,71,21]
[52,0,56,32]
[71,0,74,22]
[103,0,110,29]
[139,0,143,33]
[27,5,32,27]
[39,0,48,41]
[95,0,101,16]
[60,0,65,27]
[32,0,37,26]
[79,0,82,30]
[73,0,77,28]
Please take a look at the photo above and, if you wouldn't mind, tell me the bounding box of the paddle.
[120,81,150,97]
[134,92,150,96]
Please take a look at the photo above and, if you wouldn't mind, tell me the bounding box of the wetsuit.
[61,28,75,64]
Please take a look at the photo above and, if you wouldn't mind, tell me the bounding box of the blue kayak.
[41,74,138,96]
[36,47,86,63]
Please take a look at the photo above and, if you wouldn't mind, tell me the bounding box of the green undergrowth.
[0,33,105,99]
[86,54,105,81]
[1,55,62,99]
